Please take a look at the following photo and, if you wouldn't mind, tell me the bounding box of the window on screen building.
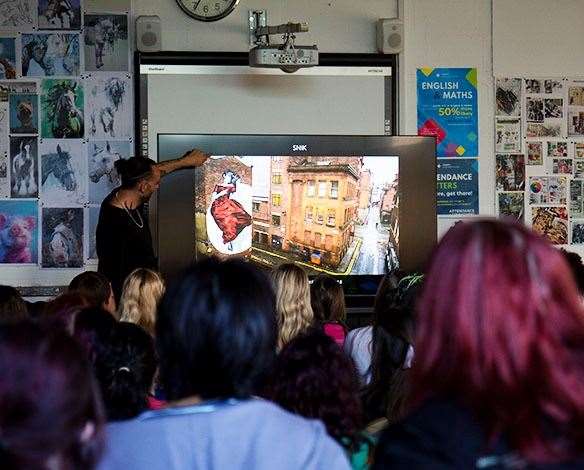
[318,181,327,198]
[330,181,339,199]
[272,193,282,206]
[307,180,315,197]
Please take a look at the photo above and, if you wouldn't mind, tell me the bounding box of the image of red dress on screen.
[210,171,252,251]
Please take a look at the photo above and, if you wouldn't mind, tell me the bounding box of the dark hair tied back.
[114,157,155,188]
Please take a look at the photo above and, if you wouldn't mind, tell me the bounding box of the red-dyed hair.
[412,219,584,462]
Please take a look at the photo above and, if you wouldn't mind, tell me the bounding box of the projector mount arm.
[249,10,309,47]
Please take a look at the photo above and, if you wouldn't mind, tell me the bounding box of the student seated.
[0,284,28,324]
[273,263,315,350]
[118,268,165,336]
[264,330,373,469]
[311,274,348,346]
[69,271,117,316]
[0,322,104,469]
[94,322,158,421]
[374,220,584,469]
[98,258,350,470]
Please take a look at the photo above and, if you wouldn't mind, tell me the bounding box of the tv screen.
[195,155,398,276]
[156,135,436,282]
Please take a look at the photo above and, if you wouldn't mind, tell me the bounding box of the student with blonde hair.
[272,263,314,349]
[118,269,165,336]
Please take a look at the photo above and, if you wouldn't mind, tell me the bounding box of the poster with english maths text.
[417,68,478,158]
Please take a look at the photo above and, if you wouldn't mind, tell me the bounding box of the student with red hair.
[374,219,584,468]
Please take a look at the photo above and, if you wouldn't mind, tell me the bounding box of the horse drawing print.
[88,140,129,204]
[40,140,83,204]
[22,33,79,77]
[89,78,126,138]
[83,14,128,71]
[10,138,37,198]
[42,79,83,138]
[39,0,80,29]
[42,144,76,191]
[89,141,120,184]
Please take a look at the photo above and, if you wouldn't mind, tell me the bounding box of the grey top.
[98,398,351,470]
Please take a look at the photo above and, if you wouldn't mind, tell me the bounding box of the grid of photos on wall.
[0,2,132,270]
[495,77,584,245]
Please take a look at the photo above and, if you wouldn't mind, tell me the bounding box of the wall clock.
[176,0,240,22]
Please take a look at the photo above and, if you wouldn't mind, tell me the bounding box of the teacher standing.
[96,149,208,301]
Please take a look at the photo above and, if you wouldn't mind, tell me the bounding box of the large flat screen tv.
[156,135,436,285]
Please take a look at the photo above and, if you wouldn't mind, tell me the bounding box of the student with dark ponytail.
[93,322,157,421]
[96,150,208,300]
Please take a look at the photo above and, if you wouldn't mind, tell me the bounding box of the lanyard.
[138,398,242,421]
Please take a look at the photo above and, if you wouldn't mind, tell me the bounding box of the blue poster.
[417,67,478,158]
[437,158,479,215]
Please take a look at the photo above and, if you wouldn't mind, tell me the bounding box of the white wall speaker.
[136,15,162,52]
[377,18,404,54]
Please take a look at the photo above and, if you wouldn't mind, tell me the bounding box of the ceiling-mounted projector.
[249,13,318,73]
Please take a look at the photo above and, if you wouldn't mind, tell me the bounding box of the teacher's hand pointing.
[181,149,209,167]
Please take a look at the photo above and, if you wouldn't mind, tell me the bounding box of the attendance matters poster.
[417,67,479,158]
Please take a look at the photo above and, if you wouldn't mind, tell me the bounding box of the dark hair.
[0,322,104,469]
[310,275,346,324]
[115,157,155,189]
[561,249,584,296]
[94,322,157,421]
[361,273,421,423]
[69,271,113,310]
[157,257,277,400]
[24,300,47,319]
[73,307,117,362]
[0,285,28,324]
[413,219,584,462]
[42,292,89,332]
[264,330,363,450]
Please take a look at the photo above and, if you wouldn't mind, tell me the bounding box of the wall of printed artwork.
[0,0,132,288]
[494,79,584,246]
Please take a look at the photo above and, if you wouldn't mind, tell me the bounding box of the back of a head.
[94,322,157,421]
[363,273,422,423]
[272,263,314,348]
[118,268,165,336]
[69,271,113,311]
[264,330,362,448]
[0,285,28,324]
[73,307,117,361]
[310,275,346,324]
[42,292,89,333]
[0,322,104,469]
[114,157,155,189]
[157,258,277,401]
[414,218,584,462]
[561,249,584,296]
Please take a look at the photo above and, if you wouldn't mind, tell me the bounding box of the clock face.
[176,0,239,22]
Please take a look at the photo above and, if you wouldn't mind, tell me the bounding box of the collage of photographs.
[0,2,132,269]
[495,77,584,245]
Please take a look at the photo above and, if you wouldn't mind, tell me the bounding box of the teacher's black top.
[96,191,156,301]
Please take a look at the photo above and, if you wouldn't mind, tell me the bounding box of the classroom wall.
[5,0,584,287]
[400,0,494,237]
[132,0,398,53]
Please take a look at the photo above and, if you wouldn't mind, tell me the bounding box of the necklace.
[115,191,144,229]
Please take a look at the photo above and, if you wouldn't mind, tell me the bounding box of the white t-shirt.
[344,326,414,386]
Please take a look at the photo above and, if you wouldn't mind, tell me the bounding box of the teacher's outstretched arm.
[156,148,209,177]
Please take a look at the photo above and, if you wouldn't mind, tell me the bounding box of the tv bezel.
[156,134,436,287]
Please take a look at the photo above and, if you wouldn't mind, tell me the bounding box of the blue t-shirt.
[98,398,351,470]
